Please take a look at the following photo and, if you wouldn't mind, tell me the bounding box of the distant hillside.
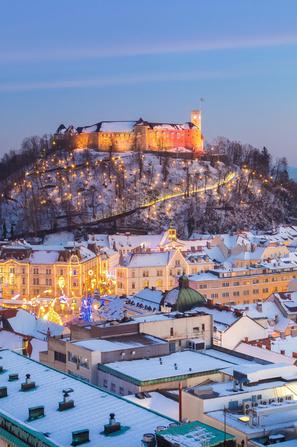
[0,137,296,238]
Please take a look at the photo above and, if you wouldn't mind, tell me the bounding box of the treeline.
[209,138,289,183]
[0,135,53,183]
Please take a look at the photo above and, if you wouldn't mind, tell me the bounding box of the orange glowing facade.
[55,110,204,155]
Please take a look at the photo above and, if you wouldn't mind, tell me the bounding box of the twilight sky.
[0,0,297,162]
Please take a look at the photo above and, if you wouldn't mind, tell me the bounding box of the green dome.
[163,275,206,312]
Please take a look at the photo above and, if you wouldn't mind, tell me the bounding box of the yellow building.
[115,249,214,296]
[189,264,297,305]
[0,241,109,301]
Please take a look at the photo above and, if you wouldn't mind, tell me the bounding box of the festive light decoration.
[80,295,93,322]
[43,306,63,325]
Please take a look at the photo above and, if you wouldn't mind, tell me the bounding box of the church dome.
[162,274,206,312]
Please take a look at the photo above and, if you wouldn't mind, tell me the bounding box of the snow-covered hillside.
[0,147,292,237]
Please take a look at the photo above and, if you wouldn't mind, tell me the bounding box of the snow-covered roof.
[44,232,74,246]
[223,363,297,382]
[233,301,294,333]
[235,342,295,365]
[270,335,297,358]
[133,288,163,305]
[125,392,179,420]
[73,335,165,352]
[0,350,174,447]
[123,252,171,268]
[99,350,256,383]
[7,309,63,339]
[29,250,60,264]
[99,121,137,133]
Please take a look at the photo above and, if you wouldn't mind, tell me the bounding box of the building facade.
[189,265,297,305]
[0,242,107,301]
[54,111,204,154]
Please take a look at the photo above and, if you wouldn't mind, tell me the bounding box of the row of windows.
[211,287,276,299]
[200,275,295,290]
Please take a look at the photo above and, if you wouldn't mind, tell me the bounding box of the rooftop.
[98,349,262,384]
[0,349,174,447]
[73,334,166,352]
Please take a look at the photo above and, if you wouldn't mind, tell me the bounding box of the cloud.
[0,67,259,92]
[1,33,297,63]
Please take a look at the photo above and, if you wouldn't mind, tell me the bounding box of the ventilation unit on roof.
[21,374,36,391]
[58,389,75,411]
[104,413,121,435]
[142,433,156,447]
[28,406,45,421]
[71,429,90,446]
[0,366,3,373]
[8,373,19,382]
[0,387,8,398]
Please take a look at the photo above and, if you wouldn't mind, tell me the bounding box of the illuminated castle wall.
[55,110,204,154]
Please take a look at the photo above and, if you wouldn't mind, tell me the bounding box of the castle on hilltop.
[54,110,203,154]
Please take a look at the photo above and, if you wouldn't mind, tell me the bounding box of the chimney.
[256,302,263,312]
[280,349,286,356]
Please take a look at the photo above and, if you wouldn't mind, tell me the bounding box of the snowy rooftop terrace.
[0,350,174,447]
[98,349,263,384]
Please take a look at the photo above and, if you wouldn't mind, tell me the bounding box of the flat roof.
[73,335,166,352]
[98,350,258,384]
[0,349,174,447]
[207,403,297,436]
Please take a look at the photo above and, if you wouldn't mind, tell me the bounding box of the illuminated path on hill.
[141,171,238,209]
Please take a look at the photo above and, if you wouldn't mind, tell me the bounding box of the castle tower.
[191,110,202,129]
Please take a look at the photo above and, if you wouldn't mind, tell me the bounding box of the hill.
[0,137,296,238]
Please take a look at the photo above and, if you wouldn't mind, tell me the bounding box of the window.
[233,281,240,286]
[54,351,66,363]
[143,270,149,277]
[143,280,149,288]
[46,278,52,286]
[156,270,163,277]
[202,324,205,331]
[131,270,135,278]
[253,279,259,284]
[222,292,229,298]
[253,289,259,294]
[111,383,116,392]
[156,279,163,288]
[263,288,269,293]
[22,277,25,285]
[199,284,207,289]
[132,282,135,289]
[103,379,108,388]
[222,282,229,287]
[233,291,240,297]
[9,268,15,274]
[211,293,218,298]
[119,386,124,395]
[170,327,174,336]
[46,268,51,275]
[33,278,39,285]
[33,268,39,275]
[243,290,249,296]
[175,260,180,267]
